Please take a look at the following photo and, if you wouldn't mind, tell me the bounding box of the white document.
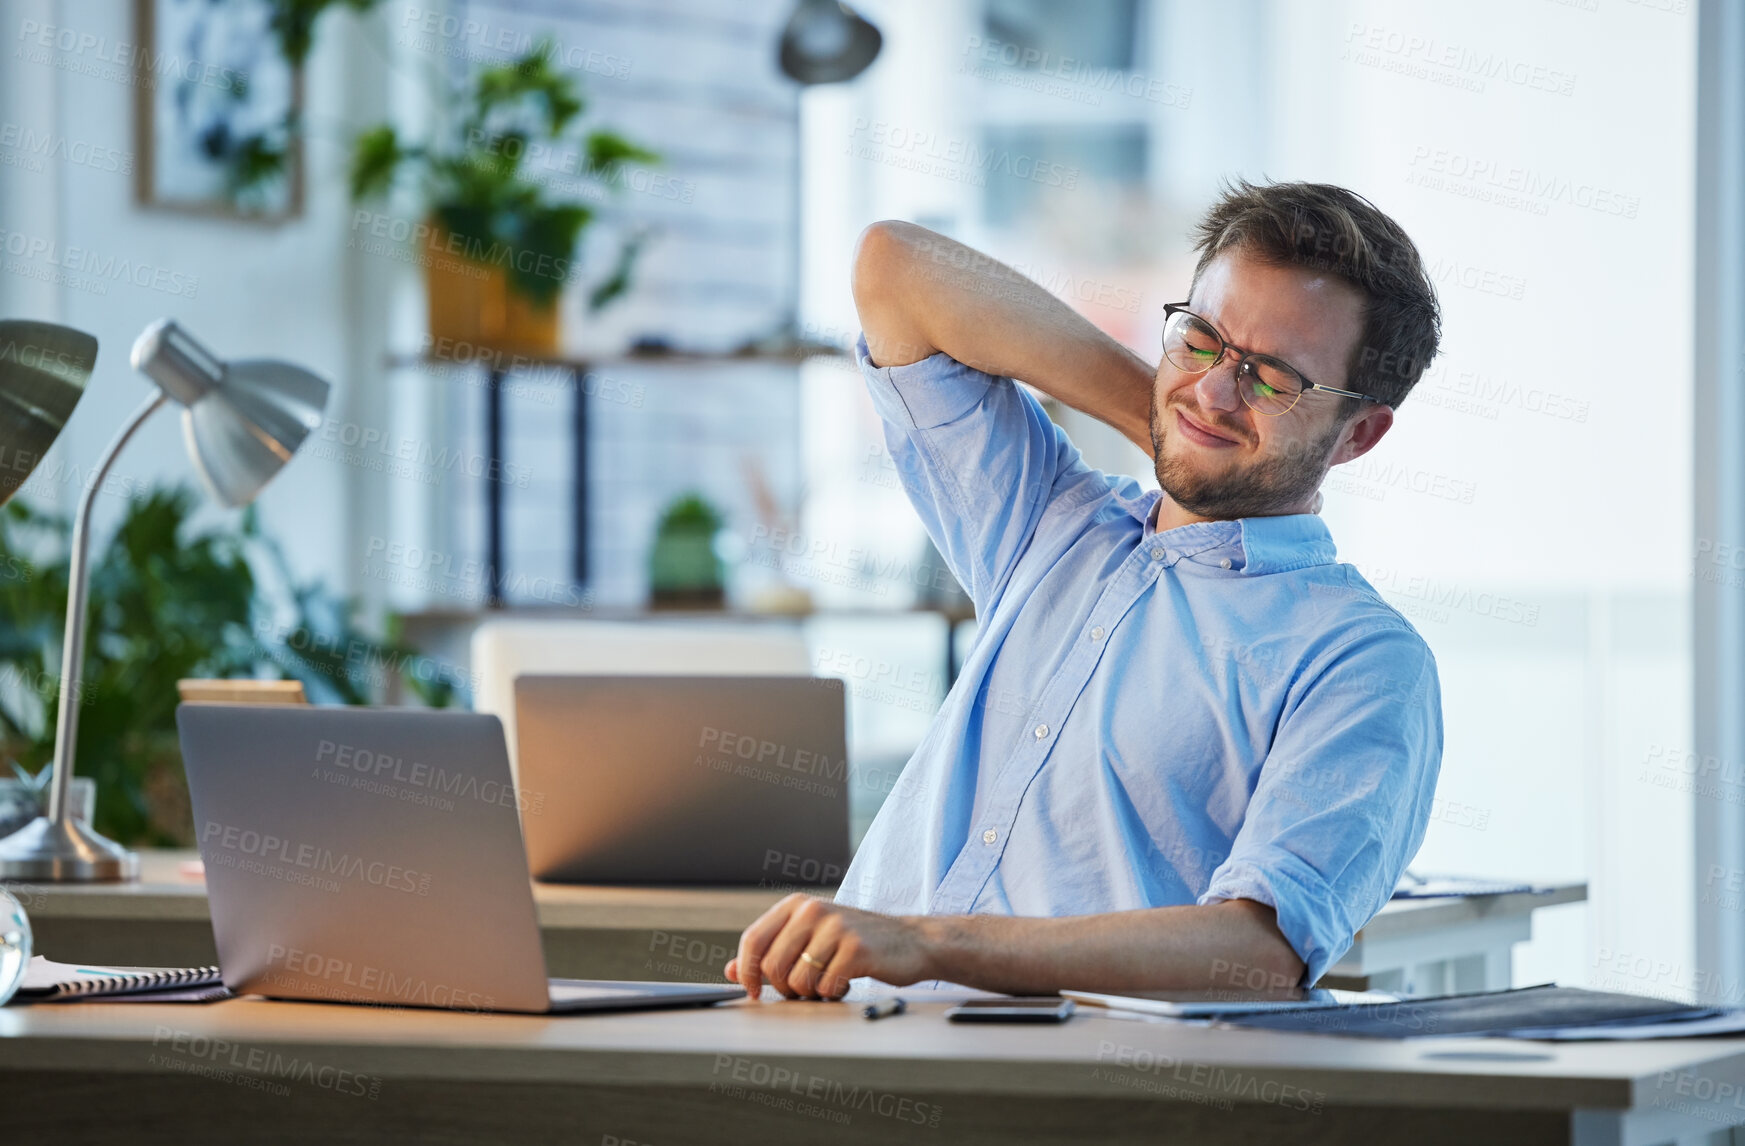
[1062,987,1396,1019]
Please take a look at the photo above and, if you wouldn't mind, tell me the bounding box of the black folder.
[1217,984,1717,1038]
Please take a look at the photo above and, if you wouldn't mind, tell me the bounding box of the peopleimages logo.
[1343,22,1577,96]
[348,210,585,288]
[710,1054,943,1128]
[397,6,633,78]
[0,337,86,376]
[315,739,542,814]
[0,121,132,174]
[150,1025,384,1100]
[360,537,589,609]
[762,848,843,886]
[316,416,531,488]
[958,36,1193,110]
[200,821,432,896]
[0,226,198,297]
[264,943,494,1011]
[1407,147,1640,219]
[695,726,845,799]
[847,119,1079,189]
[16,18,254,95]
[698,727,845,781]
[1093,1040,1325,1113]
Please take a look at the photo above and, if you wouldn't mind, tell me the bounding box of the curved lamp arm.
[45,392,168,821]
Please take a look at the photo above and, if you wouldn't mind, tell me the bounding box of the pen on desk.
[863,997,906,1020]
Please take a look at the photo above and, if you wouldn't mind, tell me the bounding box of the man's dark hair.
[1190,179,1441,410]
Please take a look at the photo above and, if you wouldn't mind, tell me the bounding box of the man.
[726,180,1444,1000]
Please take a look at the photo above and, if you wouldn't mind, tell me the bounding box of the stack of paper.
[1392,873,1546,899]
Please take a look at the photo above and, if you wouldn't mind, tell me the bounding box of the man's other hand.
[724,893,930,1000]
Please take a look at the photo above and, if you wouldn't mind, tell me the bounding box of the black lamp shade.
[779,0,882,85]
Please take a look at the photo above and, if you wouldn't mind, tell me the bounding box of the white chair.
[470,618,811,780]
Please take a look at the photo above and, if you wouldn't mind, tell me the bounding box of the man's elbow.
[851,219,918,310]
[1258,943,1308,991]
[852,220,937,367]
[1218,899,1308,990]
[1219,940,1305,993]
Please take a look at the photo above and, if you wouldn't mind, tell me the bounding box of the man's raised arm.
[851,220,1156,456]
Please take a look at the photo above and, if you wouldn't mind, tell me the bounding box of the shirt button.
[983,828,998,845]
[1034,723,1049,739]
[1151,548,1165,561]
[1090,625,1105,641]
[1220,557,1232,570]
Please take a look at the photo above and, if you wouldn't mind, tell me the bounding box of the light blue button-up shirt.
[838,336,1443,985]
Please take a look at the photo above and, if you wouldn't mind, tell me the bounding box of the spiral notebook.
[18,956,226,1001]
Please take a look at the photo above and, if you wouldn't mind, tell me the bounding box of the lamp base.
[0,814,139,882]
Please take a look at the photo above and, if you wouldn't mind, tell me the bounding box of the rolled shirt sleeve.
[855,333,1098,617]
[1197,626,1444,985]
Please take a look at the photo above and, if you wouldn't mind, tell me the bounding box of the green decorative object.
[648,493,725,609]
[0,487,458,847]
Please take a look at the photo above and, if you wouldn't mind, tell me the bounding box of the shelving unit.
[384,348,843,608]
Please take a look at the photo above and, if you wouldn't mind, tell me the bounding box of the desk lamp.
[0,319,330,881]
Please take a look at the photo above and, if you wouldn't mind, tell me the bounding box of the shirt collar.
[1129,492,1338,575]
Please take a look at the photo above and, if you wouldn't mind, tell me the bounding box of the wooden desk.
[7,852,1585,992]
[2,991,1739,1145]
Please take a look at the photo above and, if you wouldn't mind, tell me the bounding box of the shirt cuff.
[856,333,996,430]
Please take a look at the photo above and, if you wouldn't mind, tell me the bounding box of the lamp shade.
[778,0,882,85]
[131,319,329,507]
[0,320,95,506]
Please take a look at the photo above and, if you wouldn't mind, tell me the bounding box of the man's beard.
[1149,389,1341,520]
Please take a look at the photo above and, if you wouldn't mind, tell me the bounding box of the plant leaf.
[504,203,593,305]
[588,229,646,313]
[350,125,404,201]
[584,130,659,179]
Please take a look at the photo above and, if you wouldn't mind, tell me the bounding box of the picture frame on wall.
[133,0,304,221]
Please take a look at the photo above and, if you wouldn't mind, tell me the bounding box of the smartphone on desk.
[945,998,1076,1023]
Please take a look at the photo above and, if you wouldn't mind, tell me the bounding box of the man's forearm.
[910,899,1305,996]
[852,220,1156,455]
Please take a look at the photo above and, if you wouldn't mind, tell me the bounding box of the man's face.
[1149,249,1388,520]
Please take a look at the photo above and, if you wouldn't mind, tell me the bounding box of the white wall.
[1265,0,1695,997]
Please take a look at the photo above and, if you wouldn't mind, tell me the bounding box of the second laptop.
[514,674,851,886]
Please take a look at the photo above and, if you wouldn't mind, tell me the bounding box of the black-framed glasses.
[1161,303,1384,417]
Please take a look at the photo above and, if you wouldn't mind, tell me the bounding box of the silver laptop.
[176,703,741,1014]
[514,675,851,885]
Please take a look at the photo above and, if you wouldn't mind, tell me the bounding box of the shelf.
[383,346,850,373]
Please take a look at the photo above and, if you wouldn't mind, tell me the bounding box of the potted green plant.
[349,37,657,356]
[0,489,459,847]
[648,493,726,609]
